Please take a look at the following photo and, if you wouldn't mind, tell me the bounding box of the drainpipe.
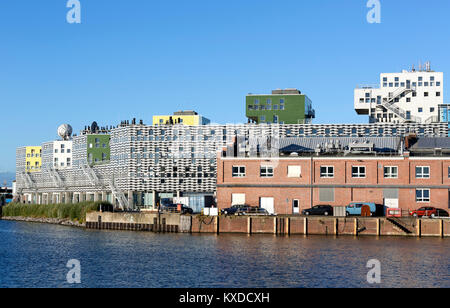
[310,157,313,208]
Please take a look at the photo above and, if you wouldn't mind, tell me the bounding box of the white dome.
[57,124,73,140]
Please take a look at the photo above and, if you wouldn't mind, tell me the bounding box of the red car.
[410,207,449,218]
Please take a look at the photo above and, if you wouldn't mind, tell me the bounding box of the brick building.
[217,137,450,215]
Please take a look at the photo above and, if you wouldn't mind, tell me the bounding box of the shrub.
[2,202,109,223]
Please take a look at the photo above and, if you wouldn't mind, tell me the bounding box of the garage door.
[260,197,275,215]
[232,194,246,206]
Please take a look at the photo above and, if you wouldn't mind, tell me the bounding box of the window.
[273,115,278,123]
[287,166,301,178]
[448,166,450,178]
[416,166,430,178]
[406,98,411,102]
[260,166,274,178]
[436,92,441,97]
[352,166,366,178]
[384,166,398,178]
[254,99,259,105]
[430,108,435,113]
[418,108,423,113]
[424,92,429,97]
[320,166,334,178]
[416,189,430,202]
[232,166,246,178]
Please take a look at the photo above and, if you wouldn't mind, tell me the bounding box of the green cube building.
[246,88,315,124]
[87,135,110,165]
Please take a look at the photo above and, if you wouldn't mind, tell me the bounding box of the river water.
[0,220,448,288]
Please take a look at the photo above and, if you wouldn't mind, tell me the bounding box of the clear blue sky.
[1,0,449,172]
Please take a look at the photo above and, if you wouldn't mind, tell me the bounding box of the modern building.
[217,136,450,215]
[246,89,315,124]
[354,63,444,123]
[42,140,73,170]
[16,120,450,210]
[153,111,211,126]
[16,146,42,173]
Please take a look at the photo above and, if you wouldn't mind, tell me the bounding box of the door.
[293,200,300,214]
[260,197,275,215]
[232,194,246,206]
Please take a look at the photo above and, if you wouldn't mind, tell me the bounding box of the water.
[0,220,449,288]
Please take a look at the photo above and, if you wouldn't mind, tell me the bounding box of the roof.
[278,137,401,153]
[409,137,450,150]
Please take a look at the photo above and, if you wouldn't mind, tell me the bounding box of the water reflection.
[0,221,448,288]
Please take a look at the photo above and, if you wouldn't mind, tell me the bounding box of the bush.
[1,202,110,223]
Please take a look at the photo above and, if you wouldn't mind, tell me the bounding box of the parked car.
[346,202,377,216]
[302,205,334,216]
[221,205,268,216]
[162,204,193,214]
[410,207,449,218]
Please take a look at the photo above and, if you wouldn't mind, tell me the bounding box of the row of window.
[361,92,440,104]
[232,165,442,179]
[248,105,285,111]
[383,81,441,88]
[253,98,285,105]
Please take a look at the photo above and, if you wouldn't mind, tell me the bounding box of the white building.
[42,140,73,170]
[355,64,444,123]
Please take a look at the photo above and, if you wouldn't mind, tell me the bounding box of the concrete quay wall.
[85,212,450,238]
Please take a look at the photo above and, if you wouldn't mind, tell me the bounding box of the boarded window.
[319,188,334,202]
[383,189,399,199]
[288,166,301,178]
[232,194,246,206]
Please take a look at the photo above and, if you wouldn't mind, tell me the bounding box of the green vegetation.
[1,202,109,223]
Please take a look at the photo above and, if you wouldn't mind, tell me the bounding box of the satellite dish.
[91,121,99,133]
[57,124,73,140]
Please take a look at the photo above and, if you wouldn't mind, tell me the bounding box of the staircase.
[81,163,102,187]
[387,217,413,234]
[378,86,420,123]
[109,179,128,211]
[21,172,35,189]
[46,168,65,188]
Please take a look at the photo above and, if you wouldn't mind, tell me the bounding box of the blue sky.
[1,0,449,172]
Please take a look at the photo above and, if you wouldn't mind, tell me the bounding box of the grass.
[1,202,109,223]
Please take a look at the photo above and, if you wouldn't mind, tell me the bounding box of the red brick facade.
[217,155,450,214]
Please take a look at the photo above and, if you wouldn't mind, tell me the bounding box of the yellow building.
[25,146,42,173]
[153,111,211,126]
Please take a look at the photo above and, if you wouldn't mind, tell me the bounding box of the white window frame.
[260,166,274,178]
[415,166,430,179]
[416,189,430,203]
[232,166,246,178]
[352,166,366,178]
[384,166,398,179]
[320,166,334,178]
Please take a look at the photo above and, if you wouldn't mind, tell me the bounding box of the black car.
[436,208,450,217]
[302,205,334,216]
[162,204,193,214]
[221,205,264,216]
